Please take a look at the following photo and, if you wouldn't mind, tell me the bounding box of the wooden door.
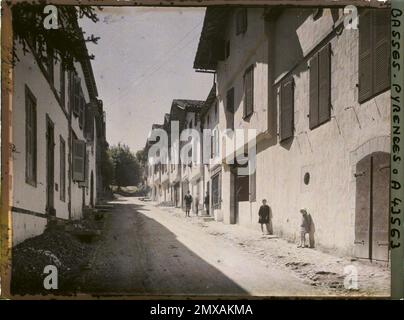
[355,152,389,261]
[355,155,371,259]
[371,152,390,261]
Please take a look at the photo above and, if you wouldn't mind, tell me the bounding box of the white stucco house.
[11,10,107,245]
[193,7,390,260]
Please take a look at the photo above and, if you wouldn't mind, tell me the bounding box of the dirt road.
[80,196,328,297]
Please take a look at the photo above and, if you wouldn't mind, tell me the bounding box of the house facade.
[12,12,106,245]
[193,7,390,259]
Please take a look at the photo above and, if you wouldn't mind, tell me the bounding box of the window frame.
[60,136,66,201]
[25,85,37,187]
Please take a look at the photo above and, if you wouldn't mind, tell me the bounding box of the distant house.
[193,7,390,259]
[12,9,107,245]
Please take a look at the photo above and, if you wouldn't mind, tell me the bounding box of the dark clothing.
[258,205,271,224]
[184,194,192,208]
[204,195,209,206]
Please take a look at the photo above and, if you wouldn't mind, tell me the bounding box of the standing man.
[204,191,210,216]
[258,199,272,235]
[184,191,193,217]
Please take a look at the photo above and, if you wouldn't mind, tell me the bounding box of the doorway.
[46,116,55,215]
[354,152,389,261]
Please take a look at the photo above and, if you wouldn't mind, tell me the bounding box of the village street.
[79,196,389,297]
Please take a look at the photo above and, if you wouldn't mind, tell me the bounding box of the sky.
[79,7,213,153]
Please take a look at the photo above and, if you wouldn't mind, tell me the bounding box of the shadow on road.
[81,199,249,297]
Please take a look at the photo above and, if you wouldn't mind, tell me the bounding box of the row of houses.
[146,6,390,261]
[11,7,108,245]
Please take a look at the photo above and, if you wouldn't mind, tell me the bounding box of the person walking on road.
[184,191,193,217]
[258,199,272,235]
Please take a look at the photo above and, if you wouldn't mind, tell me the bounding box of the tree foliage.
[12,2,100,71]
[110,144,142,188]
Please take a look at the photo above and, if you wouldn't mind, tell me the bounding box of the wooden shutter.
[309,54,319,129]
[280,78,294,141]
[68,71,74,112]
[226,87,235,113]
[25,87,37,185]
[318,43,331,125]
[60,63,65,108]
[358,10,373,103]
[373,9,390,95]
[73,76,80,116]
[244,66,254,118]
[60,137,66,201]
[85,102,94,141]
[79,92,85,129]
[85,151,90,188]
[73,139,86,181]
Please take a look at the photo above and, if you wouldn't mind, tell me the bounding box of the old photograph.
[0,0,394,298]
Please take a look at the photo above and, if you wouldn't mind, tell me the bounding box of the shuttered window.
[236,8,248,35]
[73,139,86,182]
[85,102,94,141]
[60,136,66,201]
[73,75,81,117]
[243,65,254,119]
[212,172,221,209]
[79,89,85,129]
[226,87,235,113]
[309,43,331,129]
[280,78,294,141]
[358,9,390,103]
[60,63,65,108]
[47,47,54,85]
[25,86,37,186]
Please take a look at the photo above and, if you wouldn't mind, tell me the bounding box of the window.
[46,47,54,85]
[73,75,81,117]
[60,136,66,201]
[25,86,37,186]
[309,43,331,129]
[358,9,390,103]
[60,63,65,108]
[243,65,254,119]
[211,129,219,158]
[280,78,295,141]
[226,87,235,113]
[236,8,248,35]
[212,172,221,209]
[79,89,85,129]
[85,102,94,141]
[73,139,86,182]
